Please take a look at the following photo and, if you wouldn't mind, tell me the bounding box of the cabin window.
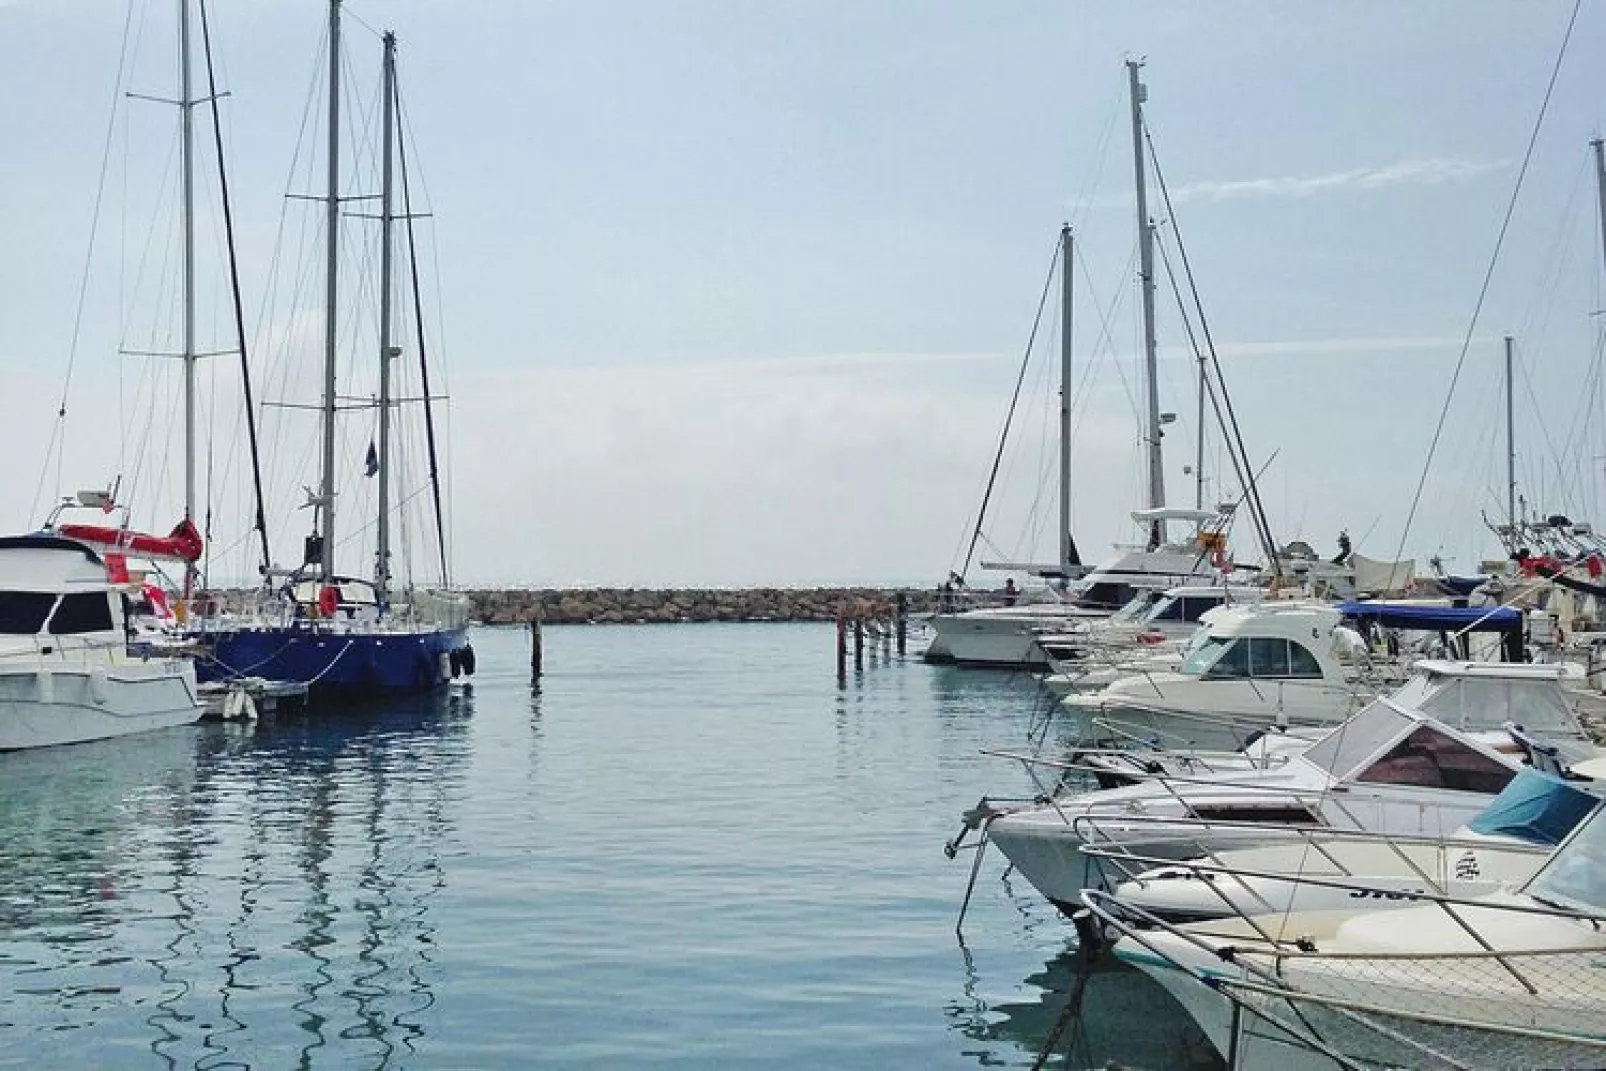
[1187,802,1322,824]
[1079,582,1136,610]
[1202,639,1250,679]
[49,593,115,634]
[0,592,57,634]
[1287,641,1323,679]
[1148,597,1182,622]
[1179,597,1217,623]
[1248,637,1290,677]
[1354,726,1515,794]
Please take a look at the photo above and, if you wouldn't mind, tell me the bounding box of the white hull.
[0,661,201,750]
[924,604,1101,667]
[1113,838,1547,923]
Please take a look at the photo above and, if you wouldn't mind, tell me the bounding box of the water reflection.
[0,688,472,1068]
[949,947,1223,1070]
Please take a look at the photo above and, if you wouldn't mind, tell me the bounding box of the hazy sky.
[3,1,1605,588]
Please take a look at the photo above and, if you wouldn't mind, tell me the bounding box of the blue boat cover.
[1467,768,1600,846]
[1336,601,1521,631]
[1429,575,1488,598]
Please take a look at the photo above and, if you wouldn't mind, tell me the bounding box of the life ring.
[317,585,340,618]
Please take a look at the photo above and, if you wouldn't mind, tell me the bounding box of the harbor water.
[0,623,1219,1068]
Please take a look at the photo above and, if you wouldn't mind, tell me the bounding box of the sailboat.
[925,62,1243,670]
[192,2,473,694]
[45,1,472,697]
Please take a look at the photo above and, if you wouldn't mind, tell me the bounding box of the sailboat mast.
[1593,139,1606,289]
[1194,358,1206,510]
[375,32,397,604]
[1505,334,1516,530]
[319,0,342,582]
[1127,59,1166,549]
[1058,224,1075,579]
[180,0,197,526]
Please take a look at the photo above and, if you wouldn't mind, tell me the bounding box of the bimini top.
[1467,767,1601,847]
[1130,507,1222,525]
[1337,600,1522,632]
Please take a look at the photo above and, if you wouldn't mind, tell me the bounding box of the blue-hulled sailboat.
[196,1,473,694]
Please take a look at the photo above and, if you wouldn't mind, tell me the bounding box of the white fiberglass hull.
[924,605,1101,668]
[1066,679,1369,750]
[0,661,202,750]
[1113,838,1547,924]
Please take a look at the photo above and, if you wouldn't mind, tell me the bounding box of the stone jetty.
[466,587,937,626]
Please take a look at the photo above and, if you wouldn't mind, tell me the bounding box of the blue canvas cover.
[1467,767,1601,846]
[1337,601,1521,632]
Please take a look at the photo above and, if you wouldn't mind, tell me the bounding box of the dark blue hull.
[195,624,473,694]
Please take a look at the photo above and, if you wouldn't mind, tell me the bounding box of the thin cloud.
[1166,158,1509,204]
[1083,158,1508,208]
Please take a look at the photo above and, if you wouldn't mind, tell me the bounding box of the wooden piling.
[895,592,907,655]
[836,607,847,680]
[854,616,864,670]
[530,614,544,678]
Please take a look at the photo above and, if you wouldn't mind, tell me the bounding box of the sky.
[2,1,1606,588]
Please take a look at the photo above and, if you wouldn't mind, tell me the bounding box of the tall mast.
[1127,59,1166,550]
[1593,139,1606,276]
[1193,357,1206,510]
[1505,334,1516,530]
[374,31,397,604]
[179,0,197,527]
[318,0,342,581]
[1058,224,1075,579]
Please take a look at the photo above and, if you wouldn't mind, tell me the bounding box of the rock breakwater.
[466,587,936,625]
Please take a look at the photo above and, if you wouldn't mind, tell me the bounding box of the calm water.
[0,623,1219,1069]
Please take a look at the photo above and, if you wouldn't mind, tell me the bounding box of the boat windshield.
[1525,802,1606,914]
[0,592,57,635]
[1179,635,1232,676]
[1416,674,1576,734]
[1301,701,1417,777]
[1110,591,1160,625]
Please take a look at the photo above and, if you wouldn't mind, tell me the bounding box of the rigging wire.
[957,234,1062,581]
[30,0,140,526]
[199,0,272,578]
[1143,127,1281,573]
[398,89,452,585]
[1388,0,1582,565]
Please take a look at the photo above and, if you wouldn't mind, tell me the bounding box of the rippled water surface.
[0,623,1219,1068]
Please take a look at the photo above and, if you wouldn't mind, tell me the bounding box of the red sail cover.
[58,517,204,563]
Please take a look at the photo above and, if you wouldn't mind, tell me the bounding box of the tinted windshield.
[1180,635,1232,676]
[0,592,56,635]
[1526,804,1606,913]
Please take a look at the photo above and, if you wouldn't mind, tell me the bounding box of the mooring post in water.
[853,614,864,670]
[529,613,544,678]
[835,606,847,680]
[895,592,907,655]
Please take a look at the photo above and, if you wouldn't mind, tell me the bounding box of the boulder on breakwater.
[465,587,937,626]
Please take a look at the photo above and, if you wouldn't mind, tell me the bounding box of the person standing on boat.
[1001,578,1019,606]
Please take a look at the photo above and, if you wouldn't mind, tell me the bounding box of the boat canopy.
[1337,601,1522,632]
[1467,768,1600,846]
[1129,507,1220,525]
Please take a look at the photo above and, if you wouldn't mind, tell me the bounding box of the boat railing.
[1080,886,1606,1070]
[1076,814,1552,914]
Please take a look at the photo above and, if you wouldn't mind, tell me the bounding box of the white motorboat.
[925,519,1238,670]
[1072,658,1600,788]
[977,698,1552,915]
[1035,584,1262,692]
[1092,784,1606,1070]
[1098,767,1597,924]
[1061,601,1410,746]
[0,535,202,750]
